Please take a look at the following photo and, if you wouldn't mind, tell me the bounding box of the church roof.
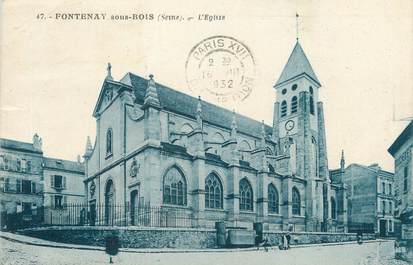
[275,41,321,88]
[120,73,273,139]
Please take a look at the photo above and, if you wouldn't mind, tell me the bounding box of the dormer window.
[291,96,298,114]
[282,89,287,95]
[292,84,298,91]
[280,101,287,118]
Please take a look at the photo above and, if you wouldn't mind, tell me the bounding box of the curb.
[0,232,391,254]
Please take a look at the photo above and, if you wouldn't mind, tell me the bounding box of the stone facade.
[388,121,413,261]
[0,135,85,228]
[0,136,44,222]
[84,41,347,232]
[43,157,85,207]
[332,160,395,236]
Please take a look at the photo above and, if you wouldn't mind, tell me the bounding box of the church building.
[83,41,347,232]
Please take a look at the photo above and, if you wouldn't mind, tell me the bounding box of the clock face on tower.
[285,120,295,131]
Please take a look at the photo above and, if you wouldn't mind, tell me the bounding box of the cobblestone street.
[0,237,410,265]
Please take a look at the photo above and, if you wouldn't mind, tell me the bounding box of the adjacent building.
[0,135,85,228]
[83,41,348,232]
[388,121,413,260]
[0,135,44,225]
[331,153,395,236]
[43,157,85,208]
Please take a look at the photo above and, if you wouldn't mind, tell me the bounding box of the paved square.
[0,238,409,265]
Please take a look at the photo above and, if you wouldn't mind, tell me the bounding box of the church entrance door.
[130,190,139,225]
[105,180,114,225]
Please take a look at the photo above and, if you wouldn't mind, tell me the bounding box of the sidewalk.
[0,231,390,254]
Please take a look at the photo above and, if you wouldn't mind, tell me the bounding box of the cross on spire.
[106,62,113,80]
[296,13,300,41]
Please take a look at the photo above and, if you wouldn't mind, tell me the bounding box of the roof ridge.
[0,137,33,146]
[128,73,273,135]
[43,156,80,164]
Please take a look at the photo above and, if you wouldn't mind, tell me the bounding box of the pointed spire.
[86,136,92,150]
[196,96,203,129]
[84,136,93,158]
[274,42,320,88]
[143,74,161,109]
[261,120,266,147]
[340,150,345,172]
[231,109,237,139]
[106,63,113,81]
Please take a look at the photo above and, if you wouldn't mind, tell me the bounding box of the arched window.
[239,140,252,161]
[106,128,113,155]
[309,86,313,94]
[292,84,298,91]
[239,178,253,211]
[163,167,187,206]
[205,173,223,209]
[265,147,273,156]
[292,187,301,215]
[311,137,318,177]
[331,197,337,219]
[268,184,279,214]
[291,96,298,114]
[309,96,315,115]
[180,123,194,134]
[280,101,287,118]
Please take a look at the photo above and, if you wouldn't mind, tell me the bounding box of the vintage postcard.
[0,0,412,264]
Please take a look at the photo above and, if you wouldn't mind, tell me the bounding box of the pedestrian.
[279,234,289,250]
[257,236,271,251]
[286,231,291,249]
[357,231,363,245]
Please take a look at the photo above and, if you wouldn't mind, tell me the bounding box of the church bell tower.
[273,41,331,231]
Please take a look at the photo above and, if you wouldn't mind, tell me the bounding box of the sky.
[1,0,412,171]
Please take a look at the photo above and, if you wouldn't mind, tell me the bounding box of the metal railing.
[42,203,197,228]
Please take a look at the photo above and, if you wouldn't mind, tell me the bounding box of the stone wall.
[19,226,376,249]
[19,226,217,249]
[264,231,375,246]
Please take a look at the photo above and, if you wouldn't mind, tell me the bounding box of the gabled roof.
[388,121,413,156]
[0,138,42,154]
[275,41,321,88]
[120,73,273,139]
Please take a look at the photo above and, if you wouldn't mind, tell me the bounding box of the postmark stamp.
[185,36,255,103]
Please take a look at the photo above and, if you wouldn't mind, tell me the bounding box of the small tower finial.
[106,63,113,81]
[231,109,237,139]
[196,96,203,129]
[143,73,160,109]
[295,13,300,41]
[340,149,345,172]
